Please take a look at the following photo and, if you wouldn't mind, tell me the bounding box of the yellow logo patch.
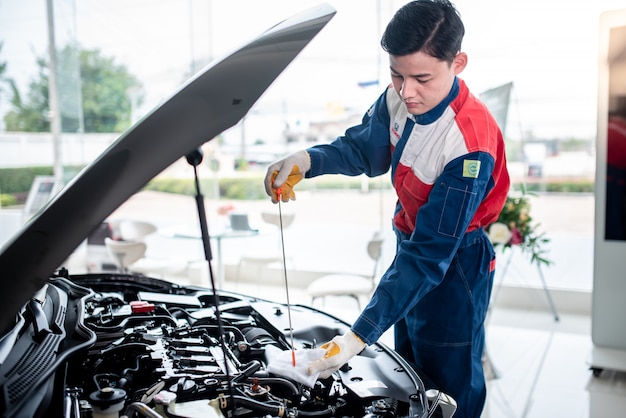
[463,160,481,178]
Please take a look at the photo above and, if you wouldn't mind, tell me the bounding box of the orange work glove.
[264,150,311,203]
[307,331,366,379]
[270,167,302,203]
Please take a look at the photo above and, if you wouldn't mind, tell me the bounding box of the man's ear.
[453,52,468,75]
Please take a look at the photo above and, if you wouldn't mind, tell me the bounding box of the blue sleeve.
[351,151,496,344]
[305,90,392,178]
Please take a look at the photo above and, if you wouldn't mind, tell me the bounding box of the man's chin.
[404,103,430,115]
[406,107,426,116]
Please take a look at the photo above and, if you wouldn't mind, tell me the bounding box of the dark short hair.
[381,0,464,64]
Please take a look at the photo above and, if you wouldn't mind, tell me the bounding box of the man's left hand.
[307,331,366,379]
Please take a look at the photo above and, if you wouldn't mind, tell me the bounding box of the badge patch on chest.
[463,160,481,178]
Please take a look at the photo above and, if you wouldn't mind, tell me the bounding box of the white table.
[164,225,258,289]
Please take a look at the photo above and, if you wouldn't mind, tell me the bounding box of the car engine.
[0,273,455,418]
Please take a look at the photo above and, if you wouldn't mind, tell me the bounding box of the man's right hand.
[264,150,311,203]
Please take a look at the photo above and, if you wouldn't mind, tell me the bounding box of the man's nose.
[400,78,418,99]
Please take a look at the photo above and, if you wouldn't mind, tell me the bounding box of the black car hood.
[0,4,336,334]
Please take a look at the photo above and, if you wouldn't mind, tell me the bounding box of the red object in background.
[217,204,235,216]
[130,301,155,314]
[509,227,523,246]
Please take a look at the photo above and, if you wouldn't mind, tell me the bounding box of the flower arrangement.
[487,193,552,267]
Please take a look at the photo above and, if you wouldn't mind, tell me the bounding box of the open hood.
[0,4,336,334]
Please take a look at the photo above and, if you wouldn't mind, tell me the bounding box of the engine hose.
[231,360,262,384]
[296,398,347,417]
[126,401,163,418]
[228,395,346,418]
[91,315,178,332]
[99,342,150,355]
[193,325,246,342]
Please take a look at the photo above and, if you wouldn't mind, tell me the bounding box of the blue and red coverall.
[305,77,510,418]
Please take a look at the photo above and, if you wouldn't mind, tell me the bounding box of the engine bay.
[0,273,455,418]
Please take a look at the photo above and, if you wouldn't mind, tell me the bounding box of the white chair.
[306,232,384,309]
[114,220,192,279]
[260,211,295,230]
[118,220,157,242]
[104,237,147,273]
[236,211,295,280]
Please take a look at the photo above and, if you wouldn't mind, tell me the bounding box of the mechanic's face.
[389,51,467,115]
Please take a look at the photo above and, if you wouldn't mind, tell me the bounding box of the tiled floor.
[484,306,626,418]
[485,308,594,417]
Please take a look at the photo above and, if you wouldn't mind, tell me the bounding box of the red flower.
[509,227,523,245]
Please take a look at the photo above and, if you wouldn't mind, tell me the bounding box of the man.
[264,1,510,416]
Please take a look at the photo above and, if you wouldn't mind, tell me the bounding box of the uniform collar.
[412,77,460,125]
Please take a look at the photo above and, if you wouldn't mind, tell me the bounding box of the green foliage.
[78,47,143,132]
[144,177,267,200]
[219,178,266,200]
[523,180,594,193]
[0,166,54,194]
[0,166,85,202]
[0,193,18,207]
[4,44,143,133]
[145,178,196,195]
[4,56,50,132]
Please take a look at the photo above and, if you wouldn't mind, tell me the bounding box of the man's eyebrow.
[389,66,431,78]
